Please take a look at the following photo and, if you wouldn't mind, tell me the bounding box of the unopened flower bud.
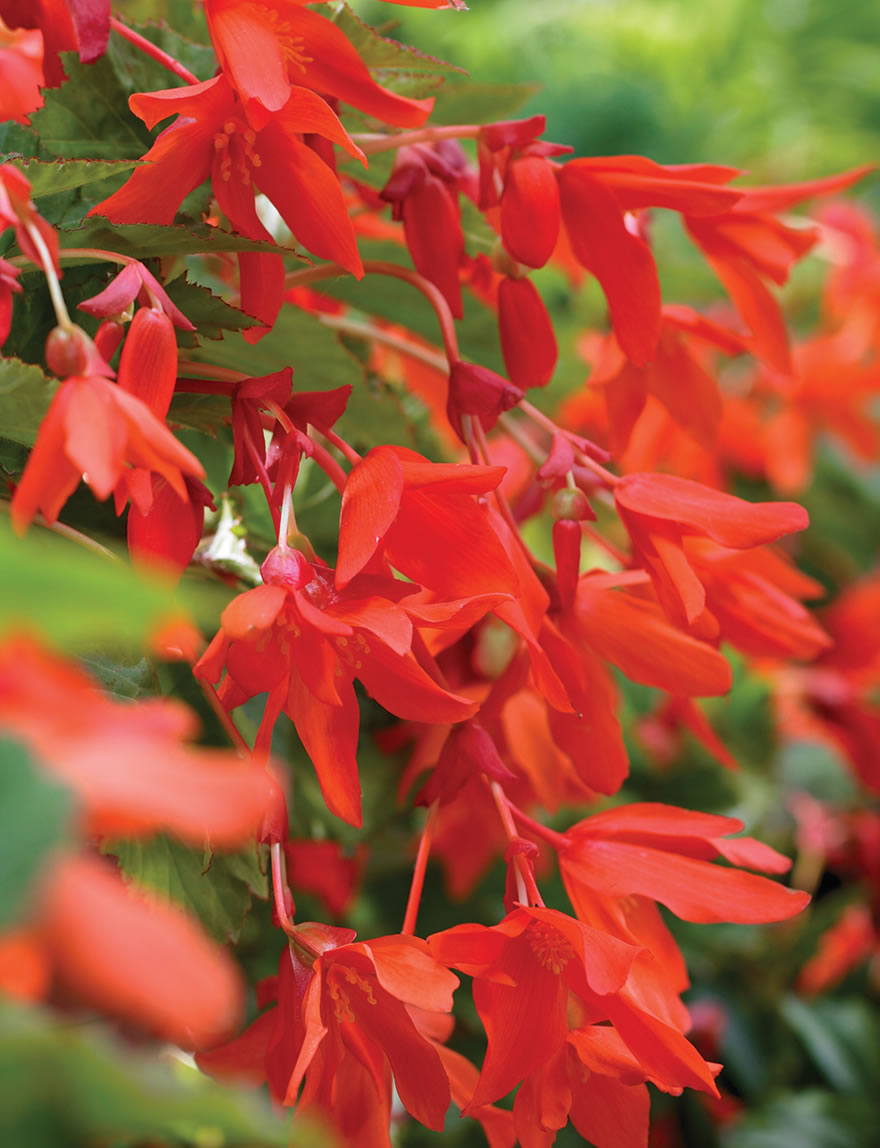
[261,546,312,590]
[44,324,112,379]
[550,486,594,522]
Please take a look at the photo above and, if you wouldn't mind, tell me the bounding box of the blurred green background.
[359,0,879,179]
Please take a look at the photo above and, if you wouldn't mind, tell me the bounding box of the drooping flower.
[10,364,205,535]
[614,472,809,636]
[199,926,458,1147]
[429,905,721,1143]
[194,546,479,826]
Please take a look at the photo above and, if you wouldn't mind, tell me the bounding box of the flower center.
[251,5,314,74]
[327,964,377,1023]
[213,120,262,184]
[526,919,575,974]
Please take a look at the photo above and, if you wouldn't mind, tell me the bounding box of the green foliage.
[0,739,71,930]
[0,516,226,651]
[104,835,268,944]
[0,1001,308,1148]
[0,358,57,447]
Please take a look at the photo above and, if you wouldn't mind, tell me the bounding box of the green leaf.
[193,301,366,393]
[332,4,466,97]
[4,158,141,199]
[429,79,541,125]
[0,517,187,650]
[107,18,217,92]
[58,218,306,261]
[27,54,152,160]
[0,738,72,930]
[77,653,160,702]
[104,835,268,944]
[724,1090,880,1148]
[780,995,880,1093]
[164,276,263,341]
[0,1001,321,1148]
[0,359,57,448]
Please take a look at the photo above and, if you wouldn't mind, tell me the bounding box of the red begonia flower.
[614,472,809,634]
[195,546,479,826]
[0,17,44,124]
[0,0,109,85]
[42,853,244,1049]
[10,371,204,534]
[0,161,59,274]
[559,803,810,924]
[0,256,22,344]
[684,165,873,372]
[200,928,457,1146]
[430,904,720,1125]
[89,74,365,277]
[126,473,215,579]
[336,444,520,600]
[204,0,433,131]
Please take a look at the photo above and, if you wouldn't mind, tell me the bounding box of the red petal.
[616,473,809,548]
[44,854,243,1048]
[558,163,661,366]
[336,445,405,589]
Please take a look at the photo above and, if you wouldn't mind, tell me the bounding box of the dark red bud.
[501,155,561,269]
[447,359,524,441]
[553,518,583,610]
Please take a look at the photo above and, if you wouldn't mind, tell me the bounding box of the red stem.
[488,780,544,907]
[110,17,201,85]
[401,801,439,936]
[508,802,572,851]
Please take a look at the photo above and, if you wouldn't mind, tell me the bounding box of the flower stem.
[109,17,200,85]
[26,223,72,330]
[401,801,439,937]
[488,780,544,908]
[318,313,449,374]
[354,124,482,157]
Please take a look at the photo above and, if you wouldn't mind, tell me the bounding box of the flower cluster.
[0,2,877,1147]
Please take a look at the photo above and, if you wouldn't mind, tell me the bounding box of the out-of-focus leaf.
[105,835,268,944]
[723,1089,879,1148]
[0,739,71,930]
[0,1001,325,1148]
[0,517,192,649]
[332,4,465,97]
[77,653,160,702]
[780,996,880,1093]
[193,302,365,392]
[430,79,540,124]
